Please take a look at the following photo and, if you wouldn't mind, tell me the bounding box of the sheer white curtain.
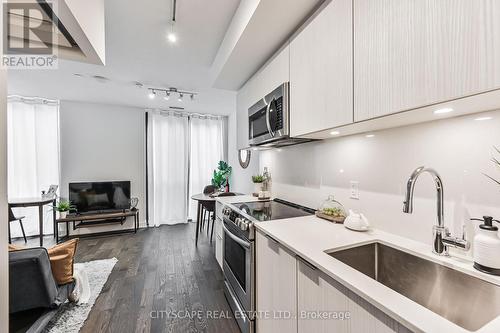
[7,96,60,237]
[188,116,226,219]
[148,111,189,226]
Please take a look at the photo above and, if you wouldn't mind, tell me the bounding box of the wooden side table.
[55,209,139,243]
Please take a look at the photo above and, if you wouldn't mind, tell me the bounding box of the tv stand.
[55,209,139,243]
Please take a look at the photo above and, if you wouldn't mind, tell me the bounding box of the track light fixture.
[146,87,197,102]
[167,0,177,43]
[167,23,177,43]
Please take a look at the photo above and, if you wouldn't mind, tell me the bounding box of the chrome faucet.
[403,166,470,256]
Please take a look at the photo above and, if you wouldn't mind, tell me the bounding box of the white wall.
[260,110,500,255]
[228,112,260,194]
[59,101,146,234]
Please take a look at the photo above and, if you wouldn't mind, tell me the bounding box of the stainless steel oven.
[222,213,255,333]
[221,199,315,333]
[248,83,289,146]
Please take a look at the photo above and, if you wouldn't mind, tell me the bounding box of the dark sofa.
[9,248,75,333]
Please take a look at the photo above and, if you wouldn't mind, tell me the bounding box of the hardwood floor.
[13,223,240,333]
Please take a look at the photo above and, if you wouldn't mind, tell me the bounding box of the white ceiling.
[7,0,240,115]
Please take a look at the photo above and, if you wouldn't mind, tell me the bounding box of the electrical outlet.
[350,181,360,200]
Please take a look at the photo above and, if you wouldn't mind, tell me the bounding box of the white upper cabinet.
[354,0,500,121]
[290,0,353,137]
[236,46,290,149]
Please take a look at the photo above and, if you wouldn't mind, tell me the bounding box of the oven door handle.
[223,223,251,249]
[265,100,276,138]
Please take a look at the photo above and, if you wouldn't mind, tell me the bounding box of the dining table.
[8,196,57,246]
[191,192,241,245]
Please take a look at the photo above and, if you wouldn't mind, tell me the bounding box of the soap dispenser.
[471,216,500,276]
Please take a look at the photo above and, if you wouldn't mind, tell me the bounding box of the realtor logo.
[2,1,58,69]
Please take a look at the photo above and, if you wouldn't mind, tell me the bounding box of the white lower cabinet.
[297,258,412,333]
[256,229,412,333]
[297,259,350,332]
[215,234,223,269]
[215,217,223,269]
[255,230,297,333]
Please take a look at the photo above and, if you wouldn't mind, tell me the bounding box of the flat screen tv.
[69,181,131,214]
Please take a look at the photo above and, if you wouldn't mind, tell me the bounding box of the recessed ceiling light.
[365,134,375,138]
[330,131,340,136]
[434,107,454,114]
[73,73,83,77]
[475,116,493,121]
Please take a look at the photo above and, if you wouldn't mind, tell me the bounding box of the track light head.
[167,32,177,43]
[178,93,183,102]
[164,91,170,101]
[148,90,156,99]
[190,94,195,101]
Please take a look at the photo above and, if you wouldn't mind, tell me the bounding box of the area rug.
[43,257,118,333]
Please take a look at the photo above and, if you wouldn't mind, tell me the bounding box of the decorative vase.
[253,182,263,195]
[59,211,68,219]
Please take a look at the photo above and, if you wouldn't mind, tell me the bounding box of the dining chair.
[201,185,217,232]
[203,185,217,195]
[8,207,27,243]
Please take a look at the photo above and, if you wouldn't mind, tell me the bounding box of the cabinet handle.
[297,255,317,271]
[265,233,280,245]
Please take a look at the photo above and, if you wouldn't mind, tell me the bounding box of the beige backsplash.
[259,109,500,251]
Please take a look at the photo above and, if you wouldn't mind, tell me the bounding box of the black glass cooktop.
[232,198,315,222]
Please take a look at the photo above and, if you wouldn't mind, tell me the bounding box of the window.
[147,111,227,226]
[7,96,60,237]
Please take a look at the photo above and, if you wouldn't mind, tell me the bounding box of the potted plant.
[252,174,265,195]
[53,200,75,219]
[212,161,233,191]
[485,146,500,187]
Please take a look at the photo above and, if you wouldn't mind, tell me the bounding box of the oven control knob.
[240,221,248,231]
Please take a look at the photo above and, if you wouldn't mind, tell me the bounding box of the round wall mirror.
[238,149,251,169]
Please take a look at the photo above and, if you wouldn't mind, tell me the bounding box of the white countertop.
[215,194,261,205]
[250,214,500,333]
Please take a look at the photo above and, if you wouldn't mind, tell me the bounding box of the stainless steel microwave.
[248,82,313,148]
[248,83,289,146]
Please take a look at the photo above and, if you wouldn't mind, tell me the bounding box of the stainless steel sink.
[326,242,500,331]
